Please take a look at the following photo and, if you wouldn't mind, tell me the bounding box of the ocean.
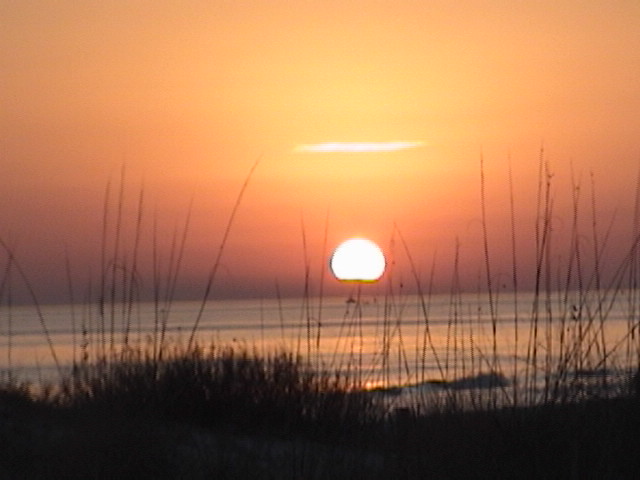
[2,289,639,404]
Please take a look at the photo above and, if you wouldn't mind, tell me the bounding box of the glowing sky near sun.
[2,1,640,303]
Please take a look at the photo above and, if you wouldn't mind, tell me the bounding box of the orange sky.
[2,1,640,304]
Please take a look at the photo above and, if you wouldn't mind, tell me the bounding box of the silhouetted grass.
[2,365,640,478]
[3,156,640,477]
[0,346,389,479]
[58,344,382,438]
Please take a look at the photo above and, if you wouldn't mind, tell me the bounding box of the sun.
[330,238,386,282]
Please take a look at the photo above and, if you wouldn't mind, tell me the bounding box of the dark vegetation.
[61,347,380,436]
[1,349,640,479]
[3,156,640,477]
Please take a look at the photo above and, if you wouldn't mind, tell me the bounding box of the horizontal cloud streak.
[295,141,425,153]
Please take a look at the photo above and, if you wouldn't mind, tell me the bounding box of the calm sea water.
[2,290,639,402]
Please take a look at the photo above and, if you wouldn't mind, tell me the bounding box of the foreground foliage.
[55,346,381,438]
[1,346,640,478]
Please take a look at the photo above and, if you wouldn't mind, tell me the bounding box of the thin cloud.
[294,141,425,153]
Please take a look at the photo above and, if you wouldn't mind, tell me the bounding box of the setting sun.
[3,2,640,474]
[330,238,386,282]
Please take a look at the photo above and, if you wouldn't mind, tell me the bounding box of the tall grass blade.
[188,159,260,349]
[0,238,62,377]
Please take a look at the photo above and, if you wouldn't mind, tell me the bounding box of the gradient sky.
[2,1,640,304]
